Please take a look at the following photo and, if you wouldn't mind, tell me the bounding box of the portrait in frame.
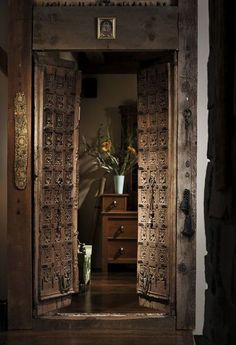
[97,17,116,40]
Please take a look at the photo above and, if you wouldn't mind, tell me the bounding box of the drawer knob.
[119,247,125,255]
[120,225,124,233]
[112,200,117,208]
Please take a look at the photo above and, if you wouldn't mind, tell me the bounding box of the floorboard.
[0,330,195,345]
[58,271,161,314]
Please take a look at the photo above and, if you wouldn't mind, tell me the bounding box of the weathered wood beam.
[33,7,178,51]
[33,0,177,6]
[176,0,197,330]
[8,0,33,329]
[0,46,8,77]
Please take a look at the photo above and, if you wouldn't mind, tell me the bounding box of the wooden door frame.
[7,0,197,330]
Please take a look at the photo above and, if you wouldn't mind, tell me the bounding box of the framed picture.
[97,17,116,40]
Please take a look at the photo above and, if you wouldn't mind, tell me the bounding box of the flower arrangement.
[82,124,137,176]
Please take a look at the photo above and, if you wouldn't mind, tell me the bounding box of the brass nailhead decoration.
[14,92,28,190]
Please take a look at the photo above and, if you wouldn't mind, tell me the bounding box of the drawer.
[101,194,128,212]
[107,217,137,239]
[107,240,137,262]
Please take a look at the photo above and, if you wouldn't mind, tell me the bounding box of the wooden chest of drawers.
[101,194,128,213]
[100,194,137,271]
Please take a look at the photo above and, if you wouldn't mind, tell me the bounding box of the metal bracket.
[180,189,194,238]
[148,176,156,229]
[183,108,192,129]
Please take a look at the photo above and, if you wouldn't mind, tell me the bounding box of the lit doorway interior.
[34,51,176,317]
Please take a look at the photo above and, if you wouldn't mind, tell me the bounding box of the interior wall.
[194,0,208,335]
[79,74,137,253]
[0,0,8,301]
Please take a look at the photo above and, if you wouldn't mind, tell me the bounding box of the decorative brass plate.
[14,92,28,190]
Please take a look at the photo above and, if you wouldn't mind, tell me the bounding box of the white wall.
[0,0,8,301]
[194,0,209,335]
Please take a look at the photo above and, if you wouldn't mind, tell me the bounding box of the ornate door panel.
[34,55,80,313]
[137,63,175,310]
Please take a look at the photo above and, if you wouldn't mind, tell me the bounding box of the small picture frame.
[97,17,116,40]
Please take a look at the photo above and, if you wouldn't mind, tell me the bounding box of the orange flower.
[101,140,112,152]
[128,145,137,156]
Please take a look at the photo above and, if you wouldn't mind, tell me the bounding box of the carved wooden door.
[34,55,81,315]
[137,62,176,313]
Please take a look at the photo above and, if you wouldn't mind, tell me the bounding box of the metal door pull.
[180,189,194,238]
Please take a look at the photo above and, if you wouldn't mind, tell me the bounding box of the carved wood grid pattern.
[39,65,77,299]
[137,64,169,300]
[34,0,177,6]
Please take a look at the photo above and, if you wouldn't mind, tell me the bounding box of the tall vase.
[113,175,125,194]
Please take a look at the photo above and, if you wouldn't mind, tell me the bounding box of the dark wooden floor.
[0,330,195,345]
[58,270,161,314]
[0,270,195,345]
[0,271,195,345]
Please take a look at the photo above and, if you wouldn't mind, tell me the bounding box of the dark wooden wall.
[204,1,236,344]
[8,0,33,329]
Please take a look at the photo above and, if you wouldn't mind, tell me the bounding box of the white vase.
[113,175,125,194]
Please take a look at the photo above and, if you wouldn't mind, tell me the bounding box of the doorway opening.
[34,50,176,318]
[74,61,140,314]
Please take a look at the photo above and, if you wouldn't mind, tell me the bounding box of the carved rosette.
[137,64,170,300]
[14,92,28,190]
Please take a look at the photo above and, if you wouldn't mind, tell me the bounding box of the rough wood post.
[8,0,33,329]
[176,0,197,329]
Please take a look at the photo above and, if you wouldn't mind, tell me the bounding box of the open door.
[34,54,81,315]
[137,62,176,314]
